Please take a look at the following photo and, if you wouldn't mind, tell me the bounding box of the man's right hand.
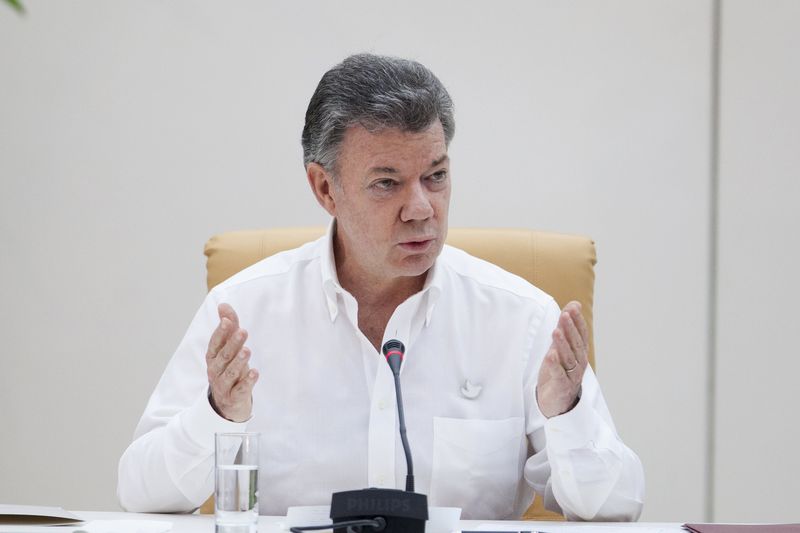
[206,303,259,422]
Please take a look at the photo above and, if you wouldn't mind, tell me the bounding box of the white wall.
[1,0,795,523]
[714,0,800,523]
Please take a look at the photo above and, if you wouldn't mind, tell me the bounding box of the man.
[118,53,644,520]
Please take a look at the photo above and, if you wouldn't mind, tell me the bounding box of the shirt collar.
[320,218,343,321]
[420,249,444,327]
[319,218,444,326]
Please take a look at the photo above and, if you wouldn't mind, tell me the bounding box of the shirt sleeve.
[117,290,249,513]
[522,298,645,521]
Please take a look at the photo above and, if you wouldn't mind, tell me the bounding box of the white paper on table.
[428,506,461,533]
[0,526,61,533]
[0,505,83,526]
[282,506,332,529]
[466,525,676,533]
[75,520,172,533]
[0,521,171,533]
[281,505,460,533]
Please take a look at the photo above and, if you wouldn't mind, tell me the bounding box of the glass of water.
[215,432,259,533]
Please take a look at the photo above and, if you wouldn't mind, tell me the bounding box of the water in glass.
[215,463,258,533]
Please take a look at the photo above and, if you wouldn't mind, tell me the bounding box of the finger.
[539,348,566,382]
[209,328,248,376]
[218,303,240,328]
[552,327,578,371]
[231,368,259,399]
[565,301,590,345]
[206,317,233,363]
[560,312,587,365]
[573,308,590,350]
[217,346,252,391]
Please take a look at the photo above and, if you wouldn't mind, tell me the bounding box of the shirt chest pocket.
[429,416,526,519]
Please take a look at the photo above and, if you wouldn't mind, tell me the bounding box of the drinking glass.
[215,432,259,533]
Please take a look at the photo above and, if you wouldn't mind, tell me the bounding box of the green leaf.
[4,0,25,14]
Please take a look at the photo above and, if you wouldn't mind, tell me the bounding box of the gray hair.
[301,53,455,174]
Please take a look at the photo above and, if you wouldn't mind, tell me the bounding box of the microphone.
[382,339,404,373]
[382,339,414,493]
[324,339,428,533]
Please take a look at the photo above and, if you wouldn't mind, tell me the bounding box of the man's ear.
[306,162,337,216]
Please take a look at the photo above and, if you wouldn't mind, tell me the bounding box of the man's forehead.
[341,122,448,169]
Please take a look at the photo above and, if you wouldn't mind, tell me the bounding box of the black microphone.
[381,339,414,493]
[325,339,428,533]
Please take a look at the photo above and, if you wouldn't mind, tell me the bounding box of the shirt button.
[377,475,386,484]
[378,400,387,410]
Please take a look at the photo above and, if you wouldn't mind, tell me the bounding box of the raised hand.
[205,303,259,422]
[536,301,590,418]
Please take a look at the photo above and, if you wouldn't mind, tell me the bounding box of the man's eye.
[429,171,448,183]
[374,179,396,190]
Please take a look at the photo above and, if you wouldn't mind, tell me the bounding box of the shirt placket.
[367,357,398,487]
[337,288,426,489]
[369,293,426,488]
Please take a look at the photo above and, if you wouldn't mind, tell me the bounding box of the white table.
[71,511,683,533]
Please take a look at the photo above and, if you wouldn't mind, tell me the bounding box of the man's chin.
[394,252,437,278]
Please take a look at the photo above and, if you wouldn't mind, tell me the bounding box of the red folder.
[684,524,800,533]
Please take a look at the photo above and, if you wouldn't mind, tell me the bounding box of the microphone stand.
[327,339,428,533]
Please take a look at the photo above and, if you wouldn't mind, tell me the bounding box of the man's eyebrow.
[430,154,449,168]
[366,155,449,176]
[367,166,399,175]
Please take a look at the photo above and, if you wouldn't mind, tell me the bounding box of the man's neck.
[332,233,429,352]
[338,264,426,353]
[337,262,427,310]
[332,235,425,309]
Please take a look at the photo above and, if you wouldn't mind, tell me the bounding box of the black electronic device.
[330,488,427,533]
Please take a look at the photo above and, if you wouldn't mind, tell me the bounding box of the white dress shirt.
[118,222,645,520]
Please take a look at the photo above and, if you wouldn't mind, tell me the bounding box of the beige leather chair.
[201,227,597,520]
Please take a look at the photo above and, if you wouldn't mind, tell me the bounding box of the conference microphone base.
[330,488,428,533]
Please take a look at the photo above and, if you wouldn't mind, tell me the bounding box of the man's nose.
[400,181,434,222]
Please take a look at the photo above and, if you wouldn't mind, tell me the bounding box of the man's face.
[325,120,450,285]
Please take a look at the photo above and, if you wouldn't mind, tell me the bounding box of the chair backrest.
[201,226,597,520]
[204,226,597,369]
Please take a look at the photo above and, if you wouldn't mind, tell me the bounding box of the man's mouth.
[398,238,435,252]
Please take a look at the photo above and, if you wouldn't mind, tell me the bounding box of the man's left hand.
[537,301,590,418]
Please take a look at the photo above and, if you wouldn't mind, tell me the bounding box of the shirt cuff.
[178,390,250,452]
[543,392,600,450]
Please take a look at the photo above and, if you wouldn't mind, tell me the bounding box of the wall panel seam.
[705,0,722,523]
